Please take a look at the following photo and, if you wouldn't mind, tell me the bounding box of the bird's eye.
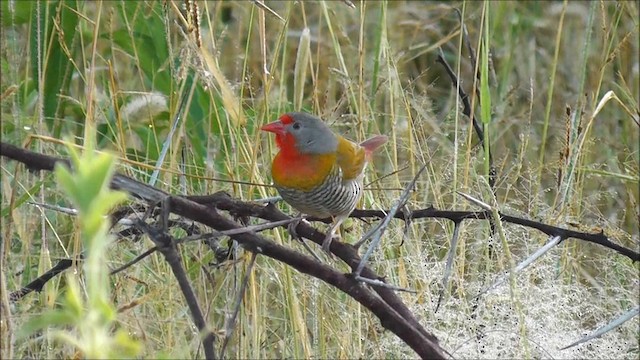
[292,122,301,130]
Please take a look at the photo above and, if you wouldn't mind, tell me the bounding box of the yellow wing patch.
[336,136,365,181]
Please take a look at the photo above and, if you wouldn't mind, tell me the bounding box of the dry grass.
[1,1,638,358]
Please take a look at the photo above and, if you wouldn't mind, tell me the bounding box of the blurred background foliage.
[1,1,638,358]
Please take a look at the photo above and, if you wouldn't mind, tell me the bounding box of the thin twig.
[353,163,428,277]
[479,235,563,296]
[136,200,217,360]
[220,252,258,357]
[436,221,462,313]
[456,191,492,211]
[352,275,417,293]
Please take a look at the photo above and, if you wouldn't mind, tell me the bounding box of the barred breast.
[276,165,362,218]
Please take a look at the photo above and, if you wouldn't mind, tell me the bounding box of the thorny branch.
[1,141,447,359]
[135,208,217,360]
[3,140,638,358]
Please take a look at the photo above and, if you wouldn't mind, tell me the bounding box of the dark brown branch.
[4,140,637,357]
[187,193,442,344]
[192,192,637,263]
[9,258,76,302]
[164,195,445,358]
[436,50,481,139]
[347,208,638,262]
[135,215,217,360]
[0,141,447,359]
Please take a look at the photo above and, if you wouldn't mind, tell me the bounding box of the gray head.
[261,112,338,154]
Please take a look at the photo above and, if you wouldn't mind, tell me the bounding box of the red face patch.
[279,114,294,125]
[264,113,300,156]
[274,132,297,155]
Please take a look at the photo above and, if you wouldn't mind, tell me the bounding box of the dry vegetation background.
[1,0,639,359]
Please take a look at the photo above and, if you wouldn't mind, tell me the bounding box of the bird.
[261,112,388,253]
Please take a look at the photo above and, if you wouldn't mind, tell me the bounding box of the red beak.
[261,120,285,135]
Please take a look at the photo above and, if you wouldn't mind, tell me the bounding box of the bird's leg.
[284,213,323,262]
[287,213,305,240]
[322,216,346,254]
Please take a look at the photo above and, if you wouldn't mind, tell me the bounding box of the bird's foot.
[322,217,346,255]
[287,214,306,240]
[321,232,339,254]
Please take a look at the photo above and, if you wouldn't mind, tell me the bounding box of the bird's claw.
[321,233,338,254]
[287,216,303,240]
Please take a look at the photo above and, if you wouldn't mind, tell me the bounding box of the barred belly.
[276,167,362,218]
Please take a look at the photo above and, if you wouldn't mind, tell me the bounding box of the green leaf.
[113,1,171,92]
[1,1,35,26]
[16,310,77,341]
[1,179,44,218]
[30,0,80,135]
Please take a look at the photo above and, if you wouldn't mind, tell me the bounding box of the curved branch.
[0,141,447,359]
[189,194,639,262]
